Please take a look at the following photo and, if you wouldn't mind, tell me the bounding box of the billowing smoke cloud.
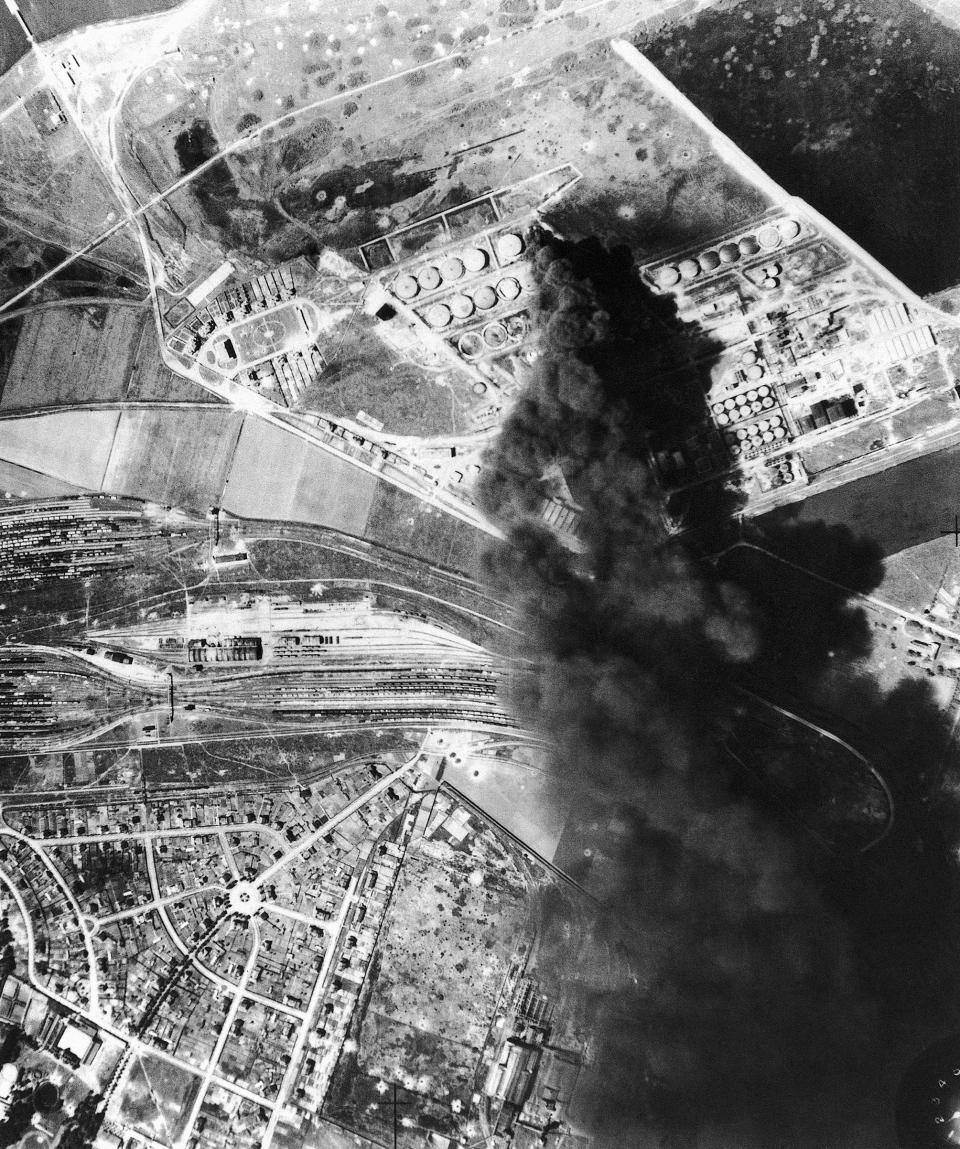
[479,236,960,1147]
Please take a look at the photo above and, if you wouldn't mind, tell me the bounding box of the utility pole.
[390,1082,414,1149]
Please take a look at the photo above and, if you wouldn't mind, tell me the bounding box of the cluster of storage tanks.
[761,454,800,490]
[724,411,789,459]
[388,232,526,333]
[379,229,536,385]
[653,217,803,287]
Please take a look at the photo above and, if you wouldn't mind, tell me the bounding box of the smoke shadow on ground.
[479,232,960,1148]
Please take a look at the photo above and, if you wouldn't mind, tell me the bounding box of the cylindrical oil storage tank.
[739,235,760,256]
[393,274,419,300]
[458,331,485,358]
[678,258,701,280]
[483,321,508,348]
[440,256,465,281]
[424,303,451,328]
[716,412,730,426]
[656,265,681,288]
[449,294,474,320]
[417,265,442,291]
[497,277,522,302]
[497,233,524,261]
[700,250,721,272]
[779,218,801,241]
[719,243,740,263]
[758,225,782,249]
[462,247,488,273]
[474,285,498,310]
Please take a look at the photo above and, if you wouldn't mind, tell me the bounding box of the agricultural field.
[0,300,219,408]
[641,0,960,294]
[101,406,243,509]
[0,457,89,499]
[222,417,378,534]
[0,408,120,488]
[18,0,188,40]
[0,6,28,73]
[0,303,145,409]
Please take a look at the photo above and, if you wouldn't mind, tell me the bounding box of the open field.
[101,406,242,509]
[642,0,960,294]
[101,0,772,286]
[800,395,960,477]
[222,416,378,535]
[0,83,141,298]
[117,1053,201,1146]
[326,799,531,1144]
[877,538,958,616]
[440,747,567,861]
[142,729,419,788]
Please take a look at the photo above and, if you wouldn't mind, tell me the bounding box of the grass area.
[642,0,960,293]
[298,335,466,437]
[222,418,378,534]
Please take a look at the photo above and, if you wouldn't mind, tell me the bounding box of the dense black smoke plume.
[479,237,960,1148]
